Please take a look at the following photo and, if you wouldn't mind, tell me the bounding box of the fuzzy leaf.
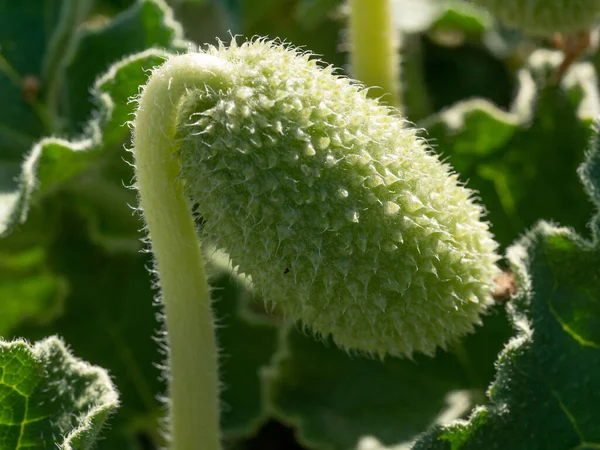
[413,227,600,450]
[10,216,165,449]
[430,3,490,36]
[411,115,600,450]
[0,336,118,449]
[9,221,280,448]
[579,123,600,229]
[64,0,186,132]
[0,0,89,236]
[0,0,184,241]
[0,70,163,245]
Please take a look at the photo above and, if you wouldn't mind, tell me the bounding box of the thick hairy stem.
[133,53,231,450]
[348,0,401,108]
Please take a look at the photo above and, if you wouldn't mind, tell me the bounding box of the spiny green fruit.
[472,0,600,35]
[176,40,499,357]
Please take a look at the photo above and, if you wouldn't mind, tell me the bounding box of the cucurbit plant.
[132,39,499,449]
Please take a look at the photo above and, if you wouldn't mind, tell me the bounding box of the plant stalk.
[348,0,401,108]
[132,53,231,450]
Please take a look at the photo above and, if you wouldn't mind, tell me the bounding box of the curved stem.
[348,0,401,109]
[133,53,232,450]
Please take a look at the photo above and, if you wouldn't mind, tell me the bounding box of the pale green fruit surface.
[473,0,600,35]
[176,40,499,357]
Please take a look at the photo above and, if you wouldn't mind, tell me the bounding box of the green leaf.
[394,1,490,35]
[1,0,185,245]
[8,222,280,448]
[0,50,171,243]
[0,336,119,449]
[95,49,172,148]
[579,123,600,239]
[0,0,92,238]
[412,114,600,450]
[11,214,165,449]
[422,50,597,248]
[0,136,97,238]
[413,226,600,450]
[64,0,186,132]
[429,3,491,36]
[264,307,512,450]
